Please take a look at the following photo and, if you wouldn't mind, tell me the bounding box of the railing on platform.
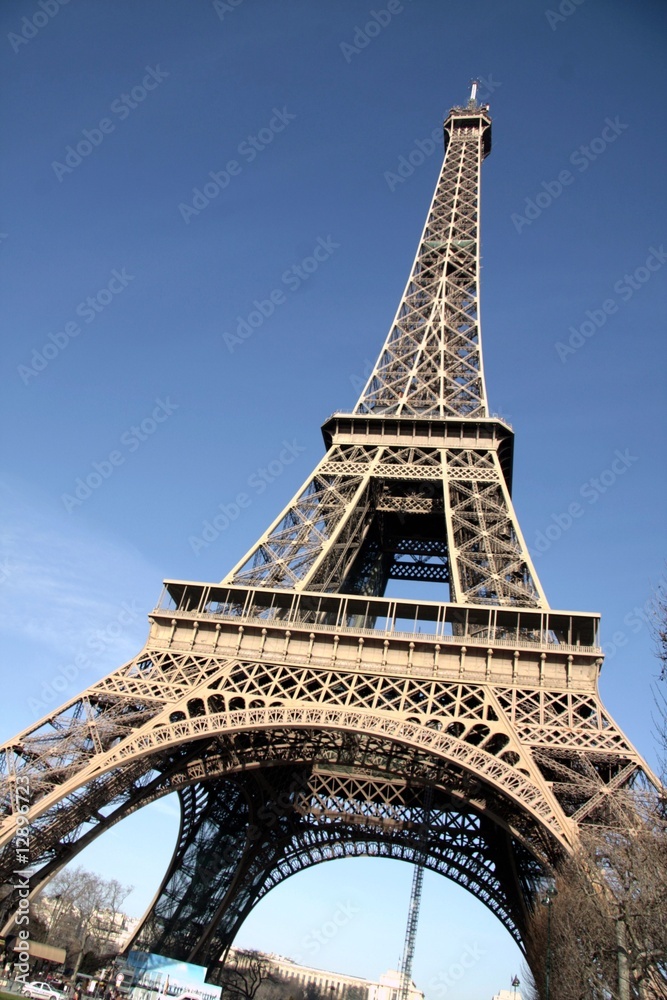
[154,580,601,653]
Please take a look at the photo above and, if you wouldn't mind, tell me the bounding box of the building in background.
[227,950,423,1000]
[369,969,423,1000]
[36,894,139,953]
[492,987,522,1000]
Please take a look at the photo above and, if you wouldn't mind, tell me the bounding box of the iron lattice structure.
[0,92,658,979]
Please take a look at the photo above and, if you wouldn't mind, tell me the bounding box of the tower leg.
[130,767,313,964]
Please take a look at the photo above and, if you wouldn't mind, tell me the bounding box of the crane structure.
[398,786,433,1000]
[398,863,425,1000]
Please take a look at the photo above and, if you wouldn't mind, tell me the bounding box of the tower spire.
[354,95,491,418]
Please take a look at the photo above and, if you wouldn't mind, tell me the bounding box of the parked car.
[22,983,64,1000]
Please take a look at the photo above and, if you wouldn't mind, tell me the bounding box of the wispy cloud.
[0,478,158,738]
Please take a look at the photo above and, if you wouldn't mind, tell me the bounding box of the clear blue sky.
[1,1,666,997]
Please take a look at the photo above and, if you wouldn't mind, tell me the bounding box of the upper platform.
[445,98,492,159]
[321,411,515,491]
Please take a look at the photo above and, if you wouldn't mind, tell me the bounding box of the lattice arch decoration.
[1,677,566,972]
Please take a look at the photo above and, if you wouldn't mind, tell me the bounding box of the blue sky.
[1,0,666,996]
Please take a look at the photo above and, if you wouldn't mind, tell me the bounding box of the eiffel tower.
[0,86,657,978]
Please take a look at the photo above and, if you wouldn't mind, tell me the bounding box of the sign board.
[12,940,67,964]
[127,951,221,1000]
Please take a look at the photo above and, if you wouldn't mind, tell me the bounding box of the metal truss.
[0,611,655,968]
[225,442,546,607]
[0,91,659,980]
[354,102,491,418]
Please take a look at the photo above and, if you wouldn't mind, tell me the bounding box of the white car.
[22,983,64,1000]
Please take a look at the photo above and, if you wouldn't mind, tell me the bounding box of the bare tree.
[524,791,667,999]
[525,852,617,999]
[651,577,667,778]
[34,865,132,972]
[216,949,279,1000]
[653,577,667,682]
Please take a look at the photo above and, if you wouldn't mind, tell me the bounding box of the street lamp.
[511,974,520,999]
[541,886,558,1000]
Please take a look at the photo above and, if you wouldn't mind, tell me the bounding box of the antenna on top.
[468,79,479,107]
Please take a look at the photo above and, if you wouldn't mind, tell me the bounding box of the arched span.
[2,702,573,855]
[1,722,561,944]
[129,765,547,973]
